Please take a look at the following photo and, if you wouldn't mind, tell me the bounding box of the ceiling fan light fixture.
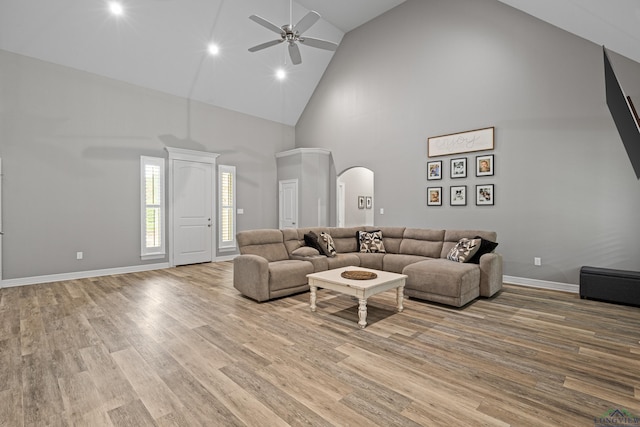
[108,1,124,16]
[207,43,220,56]
[276,68,287,80]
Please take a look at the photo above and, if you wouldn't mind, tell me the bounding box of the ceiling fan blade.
[288,43,302,65]
[249,39,283,52]
[294,11,320,35]
[299,37,338,51]
[249,15,283,35]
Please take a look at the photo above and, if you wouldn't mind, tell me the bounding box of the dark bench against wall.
[580,266,640,307]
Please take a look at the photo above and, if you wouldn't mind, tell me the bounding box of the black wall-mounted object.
[603,47,640,179]
[580,266,640,307]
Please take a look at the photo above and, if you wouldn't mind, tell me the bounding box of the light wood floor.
[1,262,639,426]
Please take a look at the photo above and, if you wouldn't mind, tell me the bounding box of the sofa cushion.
[328,227,364,253]
[357,230,386,253]
[268,260,315,292]
[367,226,405,254]
[467,237,499,264]
[400,228,445,258]
[446,238,481,263]
[292,246,320,257]
[355,253,385,270]
[383,253,431,274]
[237,229,289,262]
[403,259,480,300]
[318,232,337,257]
[326,253,360,270]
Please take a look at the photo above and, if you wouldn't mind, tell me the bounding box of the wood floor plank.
[257,362,375,427]
[58,370,106,424]
[78,344,138,412]
[22,349,65,426]
[219,362,333,427]
[158,366,245,426]
[110,347,185,421]
[221,389,290,427]
[3,263,640,426]
[107,399,157,427]
[0,388,23,427]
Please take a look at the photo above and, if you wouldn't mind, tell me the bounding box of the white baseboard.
[1,262,170,289]
[215,254,237,262]
[503,275,579,294]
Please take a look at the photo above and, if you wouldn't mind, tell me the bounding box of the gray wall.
[0,50,293,280]
[337,167,374,227]
[276,149,331,227]
[296,0,640,285]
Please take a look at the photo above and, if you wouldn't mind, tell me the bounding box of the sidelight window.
[141,156,165,259]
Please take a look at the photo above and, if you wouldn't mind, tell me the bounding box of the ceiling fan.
[248,0,338,65]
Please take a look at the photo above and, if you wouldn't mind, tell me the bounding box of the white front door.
[173,160,213,265]
[279,179,298,229]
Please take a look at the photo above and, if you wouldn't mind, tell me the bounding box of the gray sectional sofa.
[233,226,503,307]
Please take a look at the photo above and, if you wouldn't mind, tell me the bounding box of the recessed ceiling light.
[276,69,286,80]
[108,2,124,16]
[207,43,220,56]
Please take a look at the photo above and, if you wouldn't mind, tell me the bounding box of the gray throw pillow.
[358,230,386,253]
[446,238,481,263]
[318,232,337,257]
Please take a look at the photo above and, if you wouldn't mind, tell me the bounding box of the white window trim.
[141,156,166,260]
[218,165,236,252]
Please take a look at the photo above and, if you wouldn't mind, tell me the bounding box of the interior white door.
[173,160,213,265]
[279,179,298,229]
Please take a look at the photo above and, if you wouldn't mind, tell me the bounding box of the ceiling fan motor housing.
[282,25,299,43]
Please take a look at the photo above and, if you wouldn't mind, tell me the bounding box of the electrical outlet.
[534,257,541,266]
[380,208,384,215]
[77,252,83,260]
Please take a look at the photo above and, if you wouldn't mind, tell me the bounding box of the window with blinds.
[141,156,165,259]
[219,165,236,250]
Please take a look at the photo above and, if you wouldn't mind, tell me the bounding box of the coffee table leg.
[310,285,317,312]
[396,285,404,313]
[358,298,368,328]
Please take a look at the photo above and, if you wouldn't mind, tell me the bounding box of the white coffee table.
[307,266,407,328]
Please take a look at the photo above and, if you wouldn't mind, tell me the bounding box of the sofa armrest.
[479,252,503,297]
[233,254,270,302]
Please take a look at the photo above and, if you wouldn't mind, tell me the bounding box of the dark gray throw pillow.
[304,231,323,253]
[467,236,499,264]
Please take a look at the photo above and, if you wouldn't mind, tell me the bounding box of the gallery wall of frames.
[426,126,495,207]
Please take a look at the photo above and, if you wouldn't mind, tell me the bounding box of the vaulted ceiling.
[1,0,639,126]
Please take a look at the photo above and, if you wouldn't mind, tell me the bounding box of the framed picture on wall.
[358,196,365,209]
[427,187,442,206]
[366,196,372,209]
[450,158,467,178]
[428,126,494,157]
[450,185,467,206]
[476,184,494,206]
[476,154,494,177]
[427,160,442,180]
